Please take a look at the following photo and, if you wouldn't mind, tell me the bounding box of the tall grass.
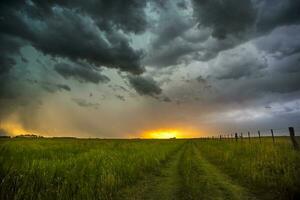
[194,137,300,200]
[0,138,184,200]
[1,137,299,200]
[178,141,256,200]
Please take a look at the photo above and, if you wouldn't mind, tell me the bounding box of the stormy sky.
[1,0,300,138]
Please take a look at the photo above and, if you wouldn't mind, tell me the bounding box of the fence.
[200,126,299,150]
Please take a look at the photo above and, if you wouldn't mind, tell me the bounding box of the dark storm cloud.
[128,76,162,97]
[0,0,146,75]
[151,8,192,49]
[144,32,240,67]
[177,1,188,9]
[144,1,198,67]
[54,63,110,84]
[144,0,299,70]
[192,0,300,39]
[192,0,256,39]
[144,0,252,67]
[146,0,300,70]
[0,75,17,99]
[28,0,148,34]
[0,34,21,75]
[255,0,300,33]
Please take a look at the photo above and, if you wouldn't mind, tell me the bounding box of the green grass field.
[0,137,299,200]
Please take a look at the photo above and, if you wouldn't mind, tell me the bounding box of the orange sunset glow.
[142,128,201,139]
[0,122,28,136]
[143,129,180,139]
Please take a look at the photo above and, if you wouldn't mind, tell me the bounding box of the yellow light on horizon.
[142,129,181,139]
[0,122,28,136]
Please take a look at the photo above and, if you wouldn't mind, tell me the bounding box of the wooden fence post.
[235,133,238,142]
[289,127,299,150]
[270,129,275,144]
[248,131,250,142]
[258,130,261,143]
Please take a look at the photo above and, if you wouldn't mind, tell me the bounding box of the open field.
[0,137,299,200]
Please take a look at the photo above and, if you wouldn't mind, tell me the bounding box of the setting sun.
[142,129,181,139]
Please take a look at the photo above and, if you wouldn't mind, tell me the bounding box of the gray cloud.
[162,96,172,102]
[164,31,300,118]
[54,63,110,84]
[144,32,241,67]
[128,75,162,97]
[208,44,268,80]
[272,53,300,74]
[177,1,188,9]
[26,79,71,93]
[145,39,195,67]
[116,95,126,101]
[215,73,300,105]
[151,5,193,49]
[41,84,71,93]
[72,98,100,109]
[56,84,71,92]
[255,25,300,58]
